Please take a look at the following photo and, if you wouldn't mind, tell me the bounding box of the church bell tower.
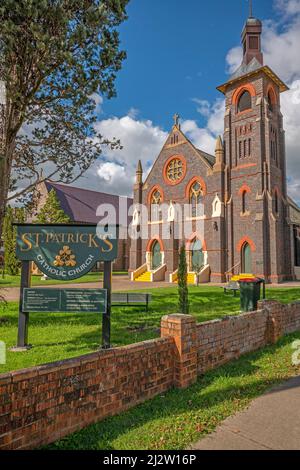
[217,10,293,283]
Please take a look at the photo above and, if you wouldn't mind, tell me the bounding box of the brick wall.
[196,310,268,374]
[0,337,175,450]
[1,301,300,450]
[259,300,300,341]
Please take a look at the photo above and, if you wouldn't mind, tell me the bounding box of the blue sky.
[78,0,300,203]
[103,0,280,128]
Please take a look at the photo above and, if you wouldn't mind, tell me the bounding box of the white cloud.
[275,0,300,16]
[192,99,211,117]
[226,46,243,74]
[181,98,225,155]
[206,99,225,135]
[263,20,300,83]
[97,162,126,182]
[181,120,216,155]
[281,80,300,185]
[90,93,103,113]
[76,115,167,196]
[127,107,140,119]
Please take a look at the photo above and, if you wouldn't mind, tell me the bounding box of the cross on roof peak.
[173,113,180,127]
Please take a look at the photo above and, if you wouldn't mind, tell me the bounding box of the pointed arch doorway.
[191,239,204,272]
[151,241,162,270]
[241,242,252,273]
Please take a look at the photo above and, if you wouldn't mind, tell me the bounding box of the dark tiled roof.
[230,58,262,81]
[197,149,216,167]
[45,182,133,226]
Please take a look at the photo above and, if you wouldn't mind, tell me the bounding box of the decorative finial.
[249,0,253,18]
[136,160,143,185]
[173,113,180,127]
[215,135,223,154]
[214,135,224,168]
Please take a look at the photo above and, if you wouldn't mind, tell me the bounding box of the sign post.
[102,261,112,349]
[13,224,118,351]
[17,261,31,349]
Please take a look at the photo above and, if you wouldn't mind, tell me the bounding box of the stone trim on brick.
[236,236,256,253]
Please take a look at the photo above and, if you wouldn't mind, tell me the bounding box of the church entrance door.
[241,242,252,273]
[191,239,204,272]
[152,241,162,270]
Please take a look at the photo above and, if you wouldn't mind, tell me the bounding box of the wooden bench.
[111,293,152,312]
[223,281,240,297]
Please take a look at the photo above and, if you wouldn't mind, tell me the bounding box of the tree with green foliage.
[0,0,129,237]
[37,189,71,224]
[178,244,189,315]
[2,206,25,275]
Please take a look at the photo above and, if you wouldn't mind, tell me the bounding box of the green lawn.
[0,286,299,374]
[45,332,300,450]
[0,271,127,287]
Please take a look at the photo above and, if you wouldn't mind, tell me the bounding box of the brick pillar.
[161,314,197,389]
[258,300,284,344]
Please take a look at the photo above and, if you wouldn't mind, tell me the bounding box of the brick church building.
[129,14,300,284]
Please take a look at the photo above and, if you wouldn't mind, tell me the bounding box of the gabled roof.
[45,181,133,226]
[196,149,216,167]
[143,124,216,187]
[183,129,216,169]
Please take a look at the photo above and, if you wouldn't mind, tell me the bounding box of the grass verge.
[0,271,127,288]
[45,332,300,450]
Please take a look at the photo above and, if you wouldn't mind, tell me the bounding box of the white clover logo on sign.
[0,341,6,365]
[292,340,300,366]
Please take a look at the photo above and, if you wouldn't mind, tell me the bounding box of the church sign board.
[22,288,107,314]
[14,224,118,350]
[16,224,118,281]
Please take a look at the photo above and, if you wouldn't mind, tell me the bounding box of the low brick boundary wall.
[196,309,268,374]
[1,300,300,450]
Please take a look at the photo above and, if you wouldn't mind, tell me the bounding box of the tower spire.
[241,6,263,66]
[213,136,225,172]
[249,0,253,18]
[135,160,143,185]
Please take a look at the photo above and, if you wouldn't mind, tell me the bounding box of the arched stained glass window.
[150,189,162,221]
[190,182,203,217]
[242,190,248,214]
[166,158,184,182]
[268,92,274,112]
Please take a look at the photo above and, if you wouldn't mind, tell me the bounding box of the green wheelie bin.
[239,277,266,312]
